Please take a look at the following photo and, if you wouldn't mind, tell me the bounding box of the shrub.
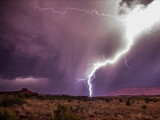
[29,113,38,120]
[125,100,131,106]
[0,96,26,107]
[0,107,18,120]
[38,96,45,100]
[144,97,159,103]
[14,96,26,106]
[68,99,72,102]
[145,99,149,103]
[114,113,118,117]
[132,100,135,104]
[128,98,132,101]
[119,98,123,102]
[1,97,16,107]
[89,114,94,118]
[141,105,147,109]
[105,98,111,103]
[153,98,159,102]
[46,113,52,117]
[15,110,20,115]
[54,104,82,120]
[74,106,80,113]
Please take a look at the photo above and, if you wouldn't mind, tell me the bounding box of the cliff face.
[111,87,160,96]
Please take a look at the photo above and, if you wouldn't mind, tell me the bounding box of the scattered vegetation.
[125,100,131,106]
[144,97,159,103]
[0,96,26,107]
[0,107,18,120]
[0,93,159,120]
[141,105,147,109]
[105,98,112,103]
[29,113,38,120]
[119,98,123,102]
[54,104,82,120]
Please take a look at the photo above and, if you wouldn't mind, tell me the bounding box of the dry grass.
[1,95,160,120]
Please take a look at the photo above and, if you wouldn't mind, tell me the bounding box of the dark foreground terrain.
[0,88,160,120]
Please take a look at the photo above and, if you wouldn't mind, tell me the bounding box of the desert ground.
[0,89,160,120]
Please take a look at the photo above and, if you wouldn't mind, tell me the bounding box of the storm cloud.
[118,0,154,15]
[0,0,160,96]
[119,0,154,7]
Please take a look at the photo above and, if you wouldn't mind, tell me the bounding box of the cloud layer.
[0,0,160,96]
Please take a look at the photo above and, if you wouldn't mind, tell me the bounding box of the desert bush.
[14,96,26,105]
[119,98,123,102]
[128,98,132,101]
[38,96,45,100]
[15,110,20,115]
[0,107,18,120]
[46,113,52,117]
[153,98,159,102]
[114,112,118,117]
[105,98,111,103]
[29,113,38,120]
[74,106,80,113]
[80,107,85,114]
[144,98,149,103]
[54,104,82,120]
[141,105,147,109]
[68,99,72,102]
[144,97,159,103]
[0,96,26,107]
[89,114,94,118]
[0,97,13,107]
[132,100,135,104]
[125,100,131,106]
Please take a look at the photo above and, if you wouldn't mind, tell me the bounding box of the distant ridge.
[111,87,160,96]
[0,88,81,98]
[0,88,38,97]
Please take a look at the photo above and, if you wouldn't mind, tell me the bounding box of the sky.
[0,0,160,96]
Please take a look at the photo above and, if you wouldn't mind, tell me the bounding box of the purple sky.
[0,0,160,96]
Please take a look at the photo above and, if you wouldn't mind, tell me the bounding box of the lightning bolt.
[87,0,160,97]
[35,0,160,97]
[35,4,122,21]
[123,55,130,68]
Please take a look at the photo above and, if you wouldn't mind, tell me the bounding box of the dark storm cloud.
[119,0,154,7]
[0,0,160,96]
[0,0,118,95]
[0,0,74,93]
[118,0,154,15]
